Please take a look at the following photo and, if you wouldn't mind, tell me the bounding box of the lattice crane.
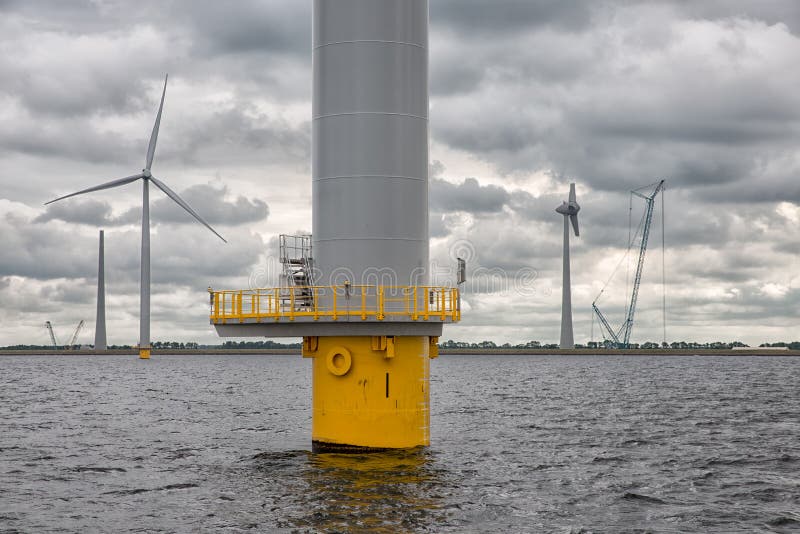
[593,180,665,348]
[67,320,85,350]
[45,321,59,350]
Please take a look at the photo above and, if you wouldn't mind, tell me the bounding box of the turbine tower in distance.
[95,230,107,351]
[556,183,580,349]
[45,74,226,359]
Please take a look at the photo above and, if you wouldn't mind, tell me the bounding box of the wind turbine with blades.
[45,74,227,359]
[555,183,580,349]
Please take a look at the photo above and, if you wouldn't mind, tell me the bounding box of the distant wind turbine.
[45,74,226,359]
[555,183,580,349]
[95,230,106,351]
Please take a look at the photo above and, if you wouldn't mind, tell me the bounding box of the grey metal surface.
[140,180,150,350]
[214,321,443,338]
[559,215,574,349]
[556,184,580,349]
[94,230,107,351]
[312,0,429,293]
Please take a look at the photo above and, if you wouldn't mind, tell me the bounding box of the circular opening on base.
[326,346,352,376]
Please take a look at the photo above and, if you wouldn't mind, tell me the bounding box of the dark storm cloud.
[116,184,269,226]
[430,0,595,34]
[0,14,168,117]
[0,0,311,56]
[34,198,116,226]
[1,208,265,288]
[148,225,265,287]
[665,284,800,325]
[430,177,510,213]
[172,106,310,166]
[0,116,138,162]
[693,168,800,204]
[428,2,800,204]
[36,184,268,227]
[430,175,797,291]
[0,1,310,122]
[774,240,800,256]
[38,282,94,306]
[177,0,310,57]
[0,213,96,280]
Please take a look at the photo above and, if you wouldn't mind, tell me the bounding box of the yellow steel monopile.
[304,335,438,451]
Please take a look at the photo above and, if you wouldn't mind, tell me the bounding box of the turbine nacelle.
[555,201,579,216]
[555,183,580,237]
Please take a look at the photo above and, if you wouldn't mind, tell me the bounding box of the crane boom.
[622,180,665,346]
[68,320,85,349]
[45,321,59,349]
[592,303,620,346]
[593,180,665,348]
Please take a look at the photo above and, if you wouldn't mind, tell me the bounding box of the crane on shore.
[592,180,666,348]
[67,320,85,350]
[45,321,59,349]
[43,320,85,350]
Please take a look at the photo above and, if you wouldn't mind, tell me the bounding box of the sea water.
[1,354,798,532]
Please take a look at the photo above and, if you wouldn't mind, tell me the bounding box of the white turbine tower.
[556,183,580,349]
[45,74,226,359]
[95,229,107,351]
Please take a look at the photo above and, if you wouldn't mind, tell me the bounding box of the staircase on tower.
[279,234,314,310]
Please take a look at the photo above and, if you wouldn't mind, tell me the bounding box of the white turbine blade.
[145,74,168,171]
[149,175,227,243]
[570,213,580,237]
[569,183,576,204]
[44,173,144,205]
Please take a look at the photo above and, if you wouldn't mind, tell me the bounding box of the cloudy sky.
[1,0,798,347]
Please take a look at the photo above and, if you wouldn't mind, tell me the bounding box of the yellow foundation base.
[307,335,431,451]
[139,348,151,359]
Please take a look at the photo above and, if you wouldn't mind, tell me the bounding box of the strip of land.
[1,348,798,356]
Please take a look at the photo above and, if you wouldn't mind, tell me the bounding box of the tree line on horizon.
[3,340,799,350]
[437,339,800,350]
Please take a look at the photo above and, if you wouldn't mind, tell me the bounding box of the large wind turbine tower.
[208,0,460,452]
[46,75,226,359]
[95,230,107,351]
[556,183,580,349]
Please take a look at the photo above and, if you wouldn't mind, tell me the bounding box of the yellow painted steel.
[207,285,460,324]
[429,336,439,359]
[139,347,150,360]
[309,335,433,450]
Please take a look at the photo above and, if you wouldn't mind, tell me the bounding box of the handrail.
[208,285,460,324]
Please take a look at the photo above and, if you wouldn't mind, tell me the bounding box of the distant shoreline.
[1,348,798,357]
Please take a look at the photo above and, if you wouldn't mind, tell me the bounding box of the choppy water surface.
[1,354,799,533]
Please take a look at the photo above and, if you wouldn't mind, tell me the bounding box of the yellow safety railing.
[208,285,461,324]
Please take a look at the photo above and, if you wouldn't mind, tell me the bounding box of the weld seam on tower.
[314,112,428,121]
[314,40,425,50]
